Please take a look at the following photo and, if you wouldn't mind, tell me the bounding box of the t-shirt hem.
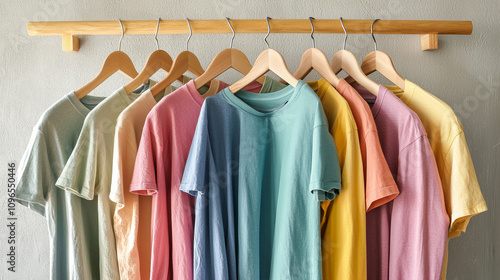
[310,180,341,201]
[55,177,94,200]
[129,182,158,196]
[366,185,400,212]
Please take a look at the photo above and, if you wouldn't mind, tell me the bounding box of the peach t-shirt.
[130,80,261,279]
[110,82,179,280]
[336,79,399,211]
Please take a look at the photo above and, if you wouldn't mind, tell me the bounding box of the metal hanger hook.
[185,17,192,52]
[118,19,125,51]
[264,17,272,49]
[226,17,235,49]
[371,19,380,51]
[155,18,161,50]
[339,17,348,50]
[309,17,316,48]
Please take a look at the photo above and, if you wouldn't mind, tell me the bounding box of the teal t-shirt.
[181,80,341,279]
[56,82,151,279]
[15,92,104,279]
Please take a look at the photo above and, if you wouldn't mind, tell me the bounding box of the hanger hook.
[264,17,272,49]
[309,17,316,48]
[371,19,380,51]
[118,19,125,51]
[185,17,192,52]
[339,17,348,50]
[155,18,161,50]
[226,17,235,49]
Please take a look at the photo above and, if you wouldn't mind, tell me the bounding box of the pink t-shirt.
[354,85,450,280]
[130,79,261,280]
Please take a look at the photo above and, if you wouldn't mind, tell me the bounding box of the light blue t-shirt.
[180,80,341,279]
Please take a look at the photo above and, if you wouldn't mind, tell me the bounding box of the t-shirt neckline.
[67,92,105,118]
[370,85,386,119]
[351,83,386,120]
[185,80,210,107]
[117,86,141,107]
[221,80,304,117]
[307,78,334,100]
[143,85,176,109]
[117,79,156,107]
[259,76,280,93]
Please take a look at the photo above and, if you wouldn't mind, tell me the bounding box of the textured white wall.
[0,0,499,279]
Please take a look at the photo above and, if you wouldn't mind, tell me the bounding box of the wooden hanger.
[345,19,405,90]
[123,50,174,94]
[74,20,138,99]
[194,18,265,90]
[229,17,298,94]
[123,18,184,94]
[330,18,379,96]
[291,17,340,87]
[150,18,205,96]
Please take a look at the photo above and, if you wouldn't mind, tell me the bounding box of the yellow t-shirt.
[307,79,367,280]
[386,80,487,279]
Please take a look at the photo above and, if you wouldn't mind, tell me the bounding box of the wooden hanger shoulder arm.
[310,48,339,87]
[75,51,138,99]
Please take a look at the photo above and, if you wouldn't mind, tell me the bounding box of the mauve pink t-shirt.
[354,85,450,280]
[130,80,261,280]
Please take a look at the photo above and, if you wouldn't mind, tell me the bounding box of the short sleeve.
[364,131,399,211]
[446,132,487,237]
[55,123,97,200]
[309,112,342,201]
[180,105,211,196]
[129,115,160,195]
[109,128,128,205]
[15,129,49,216]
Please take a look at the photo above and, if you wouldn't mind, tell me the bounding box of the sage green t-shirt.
[56,82,152,279]
[15,92,104,279]
[259,75,288,93]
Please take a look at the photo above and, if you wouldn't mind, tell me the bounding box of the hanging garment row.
[15,17,486,280]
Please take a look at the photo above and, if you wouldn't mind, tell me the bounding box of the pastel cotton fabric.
[385,80,487,279]
[15,92,104,280]
[130,79,261,279]
[181,80,341,279]
[263,78,367,280]
[355,85,449,280]
[56,82,152,279]
[110,84,176,280]
[336,79,399,211]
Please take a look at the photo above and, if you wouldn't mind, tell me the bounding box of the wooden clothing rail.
[26,19,473,52]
